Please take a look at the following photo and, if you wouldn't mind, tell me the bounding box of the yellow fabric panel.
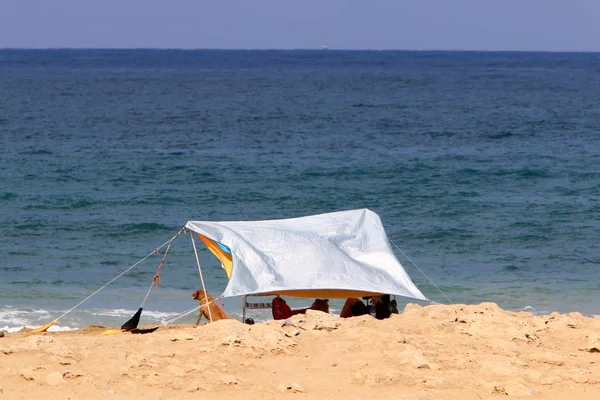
[258,289,385,299]
[30,320,58,333]
[197,234,233,279]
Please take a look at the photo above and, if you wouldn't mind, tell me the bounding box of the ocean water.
[1,49,599,331]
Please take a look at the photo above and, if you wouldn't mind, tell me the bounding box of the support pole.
[242,295,247,322]
[191,233,213,322]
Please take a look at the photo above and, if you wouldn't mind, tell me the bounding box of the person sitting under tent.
[290,298,329,316]
[272,295,294,320]
[340,297,369,318]
[372,294,399,319]
[271,296,330,320]
[340,295,398,319]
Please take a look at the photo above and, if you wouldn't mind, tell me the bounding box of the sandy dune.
[1,302,599,399]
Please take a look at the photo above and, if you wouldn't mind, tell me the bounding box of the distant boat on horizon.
[322,44,329,50]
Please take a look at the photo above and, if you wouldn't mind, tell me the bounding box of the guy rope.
[30,229,183,333]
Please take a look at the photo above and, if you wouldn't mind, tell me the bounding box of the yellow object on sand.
[30,320,59,333]
[102,329,122,335]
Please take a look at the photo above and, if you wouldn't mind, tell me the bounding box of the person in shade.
[340,295,398,319]
[372,294,399,320]
[272,296,330,320]
[339,297,369,318]
[271,295,294,320]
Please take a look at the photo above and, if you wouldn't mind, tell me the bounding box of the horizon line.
[1,47,600,54]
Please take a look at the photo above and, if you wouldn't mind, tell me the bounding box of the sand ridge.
[1,302,599,399]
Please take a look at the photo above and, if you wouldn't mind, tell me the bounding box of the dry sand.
[1,302,599,399]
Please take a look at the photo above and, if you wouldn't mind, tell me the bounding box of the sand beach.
[1,302,599,399]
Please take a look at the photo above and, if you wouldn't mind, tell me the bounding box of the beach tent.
[31,208,430,332]
[185,209,428,301]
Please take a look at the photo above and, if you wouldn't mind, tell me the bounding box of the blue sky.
[2,0,599,51]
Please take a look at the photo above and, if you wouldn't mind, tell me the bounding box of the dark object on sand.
[130,327,159,334]
[121,308,143,331]
[244,318,255,325]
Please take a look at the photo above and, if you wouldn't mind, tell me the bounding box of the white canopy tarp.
[185,209,428,301]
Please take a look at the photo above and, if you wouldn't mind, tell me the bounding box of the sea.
[1,49,599,332]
